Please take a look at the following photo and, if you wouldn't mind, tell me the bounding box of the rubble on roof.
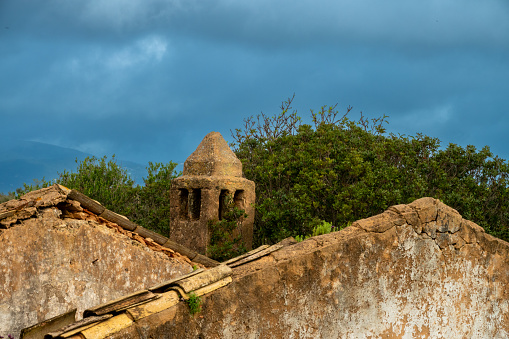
[0,184,219,267]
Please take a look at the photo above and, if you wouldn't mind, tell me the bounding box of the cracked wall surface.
[108,197,509,338]
[0,186,194,338]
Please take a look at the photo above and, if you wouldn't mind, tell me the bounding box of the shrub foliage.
[207,194,247,261]
[231,95,509,245]
[15,156,179,236]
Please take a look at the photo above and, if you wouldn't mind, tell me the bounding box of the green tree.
[128,161,180,236]
[59,155,136,214]
[15,155,180,236]
[207,194,248,261]
[232,96,509,245]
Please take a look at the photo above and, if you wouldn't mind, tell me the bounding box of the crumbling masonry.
[169,132,255,255]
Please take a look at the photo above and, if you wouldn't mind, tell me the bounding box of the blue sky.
[1,0,508,166]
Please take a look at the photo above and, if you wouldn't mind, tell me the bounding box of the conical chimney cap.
[183,132,242,177]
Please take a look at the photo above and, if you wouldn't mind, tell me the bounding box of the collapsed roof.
[0,184,220,338]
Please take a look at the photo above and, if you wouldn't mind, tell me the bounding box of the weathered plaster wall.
[0,207,193,338]
[111,198,509,338]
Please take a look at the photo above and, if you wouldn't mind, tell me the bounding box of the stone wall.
[0,186,194,338]
[106,197,509,338]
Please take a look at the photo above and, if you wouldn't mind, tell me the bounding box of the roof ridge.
[66,188,219,268]
[0,184,219,267]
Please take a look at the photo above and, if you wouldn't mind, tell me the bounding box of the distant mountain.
[0,140,147,194]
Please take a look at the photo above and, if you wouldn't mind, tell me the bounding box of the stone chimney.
[169,132,255,255]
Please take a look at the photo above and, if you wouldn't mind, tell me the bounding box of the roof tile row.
[36,264,233,339]
[0,185,220,267]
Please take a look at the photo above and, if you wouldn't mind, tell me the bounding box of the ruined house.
[14,196,509,338]
[2,131,509,338]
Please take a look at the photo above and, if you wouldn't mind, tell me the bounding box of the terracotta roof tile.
[41,265,235,339]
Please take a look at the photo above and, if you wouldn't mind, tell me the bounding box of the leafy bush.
[232,95,509,245]
[186,292,202,315]
[15,156,179,236]
[207,195,247,261]
[128,161,179,236]
[0,192,15,203]
[295,219,333,242]
[59,155,136,213]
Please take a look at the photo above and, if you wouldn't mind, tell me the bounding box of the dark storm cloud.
[5,0,508,48]
[1,0,508,165]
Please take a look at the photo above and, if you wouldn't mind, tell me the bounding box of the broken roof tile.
[0,184,219,268]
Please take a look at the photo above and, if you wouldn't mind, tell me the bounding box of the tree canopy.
[231,96,509,245]
[15,156,179,237]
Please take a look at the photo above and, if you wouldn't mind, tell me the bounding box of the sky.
[1,0,508,167]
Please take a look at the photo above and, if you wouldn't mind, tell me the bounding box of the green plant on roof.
[295,219,352,242]
[186,292,202,315]
[295,219,334,242]
[207,194,247,261]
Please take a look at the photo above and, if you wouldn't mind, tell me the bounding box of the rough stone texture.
[170,132,255,254]
[182,131,243,177]
[0,186,193,338]
[110,197,509,338]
